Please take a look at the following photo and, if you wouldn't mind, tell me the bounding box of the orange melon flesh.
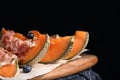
[63,31,88,59]
[75,31,88,40]
[1,28,26,40]
[0,61,17,78]
[40,36,72,63]
[19,30,48,65]
[1,28,50,65]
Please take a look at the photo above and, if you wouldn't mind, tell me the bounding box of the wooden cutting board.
[29,54,98,80]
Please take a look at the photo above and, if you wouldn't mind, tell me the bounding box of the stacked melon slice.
[39,31,89,63]
[40,36,74,63]
[0,28,89,78]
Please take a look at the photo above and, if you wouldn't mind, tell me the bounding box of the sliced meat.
[0,47,17,66]
[0,30,35,58]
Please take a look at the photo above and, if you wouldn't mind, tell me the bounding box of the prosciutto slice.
[0,30,35,58]
[0,47,17,66]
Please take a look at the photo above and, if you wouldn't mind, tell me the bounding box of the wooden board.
[29,54,98,80]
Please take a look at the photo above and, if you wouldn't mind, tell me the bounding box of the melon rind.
[71,32,89,58]
[13,59,20,78]
[80,32,89,54]
[22,34,50,66]
[63,32,89,60]
[60,36,74,59]
[39,36,74,64]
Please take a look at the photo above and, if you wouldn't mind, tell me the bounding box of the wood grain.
[29,54,98,80]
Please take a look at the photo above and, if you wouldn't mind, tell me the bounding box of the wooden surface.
[29,54,98,80]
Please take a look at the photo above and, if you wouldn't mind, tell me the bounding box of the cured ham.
[0,30,35,58]
[0,47,17,66]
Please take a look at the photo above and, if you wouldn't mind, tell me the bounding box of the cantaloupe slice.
[0,59,19,78]
[39,36,74,63]
[19,30,50,65]
[0,28,50,65]
[63,31,89,60]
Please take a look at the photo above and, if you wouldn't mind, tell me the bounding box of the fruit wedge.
[19,30,50,65]
[0,59,19,78]
[39,36,74,63]
[63,30,89,59]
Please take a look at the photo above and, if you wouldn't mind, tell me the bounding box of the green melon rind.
[71,32,89,59]
[20,34,50,66]
[14,59,20,78]
[64,32,89,60]
[39,36,74,64]
[70,33,89,59]
[61,36,74,59]
[79,32,89,54]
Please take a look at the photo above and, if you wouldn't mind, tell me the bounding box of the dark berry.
[27,32,34,39]
[23,65,32,73]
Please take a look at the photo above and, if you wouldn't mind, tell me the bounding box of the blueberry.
[27,32,34,39]
[23,65,32,73]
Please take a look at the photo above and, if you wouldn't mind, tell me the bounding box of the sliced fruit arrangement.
[39,36,74,63]
[43,31,89,61]
[0,27,89,78]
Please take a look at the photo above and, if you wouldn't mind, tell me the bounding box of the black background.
[0,2,119,80]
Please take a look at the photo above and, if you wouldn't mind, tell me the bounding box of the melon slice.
[0,59,19,78]
[19,30,50,65]
[0,28,50,65]
[63,31,89,60]
[39,36,74,63]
